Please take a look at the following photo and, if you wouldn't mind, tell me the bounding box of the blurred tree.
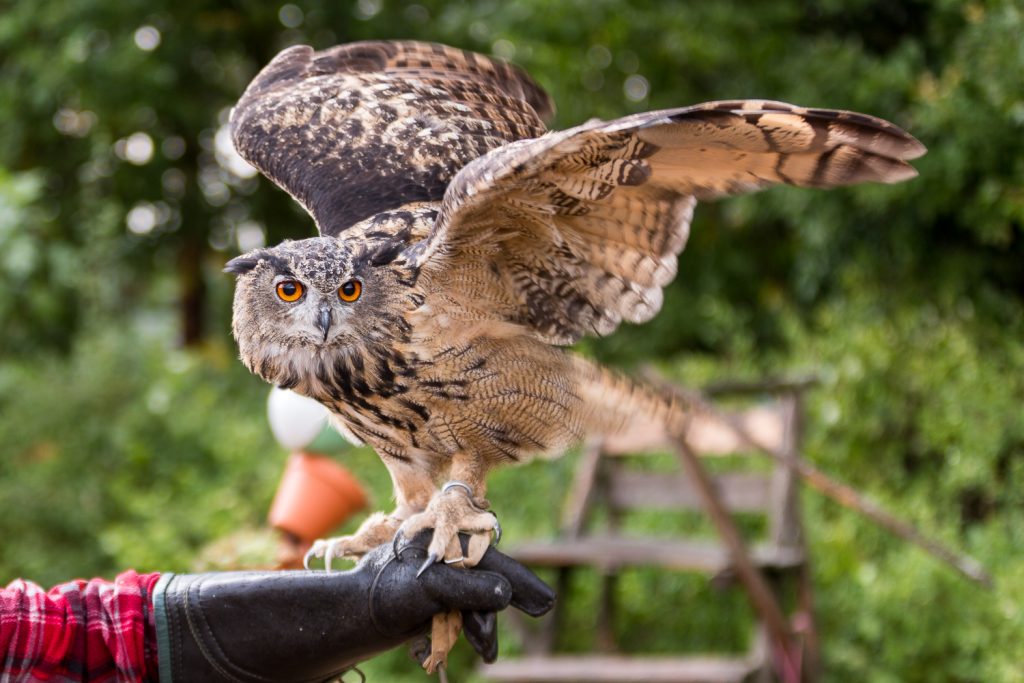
[2,0,287,349]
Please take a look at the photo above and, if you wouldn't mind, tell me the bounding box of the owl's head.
[225,235,411,391]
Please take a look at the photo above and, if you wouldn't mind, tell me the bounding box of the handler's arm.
[154,536,554,682]
[0,570,161,682]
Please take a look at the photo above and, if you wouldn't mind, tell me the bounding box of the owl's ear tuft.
[225,250,295,277]
[224,255,261,275]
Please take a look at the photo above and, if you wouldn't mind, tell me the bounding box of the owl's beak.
[315,307,332,342]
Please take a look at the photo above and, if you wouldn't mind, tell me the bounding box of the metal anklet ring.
[441,480,490,513]
[441,480,474,498]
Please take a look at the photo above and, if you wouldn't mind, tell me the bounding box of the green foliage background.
[1,1,1022,680]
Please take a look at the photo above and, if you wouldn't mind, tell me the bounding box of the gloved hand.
[388,529,556,668]
[155,532,554,682]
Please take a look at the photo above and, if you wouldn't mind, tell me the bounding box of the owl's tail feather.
[572,357,695,447]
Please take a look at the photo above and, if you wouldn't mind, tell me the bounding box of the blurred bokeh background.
[1,1,1022,680]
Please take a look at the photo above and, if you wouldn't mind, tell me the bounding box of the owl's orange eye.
[338,279,362,302]
[276,280,304,302]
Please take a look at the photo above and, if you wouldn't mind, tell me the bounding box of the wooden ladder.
[481,379,819,683]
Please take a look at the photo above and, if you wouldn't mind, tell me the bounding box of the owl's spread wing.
[409,100,926,345]
[230,41,553,236]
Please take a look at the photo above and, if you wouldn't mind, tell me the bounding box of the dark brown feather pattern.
[409,99,924,344]
[231,40,553,236]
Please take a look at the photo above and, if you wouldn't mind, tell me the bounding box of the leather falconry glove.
[153,531,555,682]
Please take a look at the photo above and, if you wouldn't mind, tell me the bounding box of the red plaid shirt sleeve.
[0,570,161,682]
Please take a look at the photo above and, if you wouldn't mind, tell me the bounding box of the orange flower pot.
[268,452,368,543]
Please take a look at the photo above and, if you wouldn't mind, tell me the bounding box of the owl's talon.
[491,516,502,546]
[392,529,406,561]
[303,536,363,571]
[303,541,323,570]
[325,538,343,572]
[398,488,500,569]
[417,552,440,578]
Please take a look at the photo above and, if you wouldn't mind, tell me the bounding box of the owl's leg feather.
[396,459,496,670]
[398,481,498,568]
[398,482,499,674]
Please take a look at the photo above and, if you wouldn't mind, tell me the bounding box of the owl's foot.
[304,512,402,571]
[396,481,500,576]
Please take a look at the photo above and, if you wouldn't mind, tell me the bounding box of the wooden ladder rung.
[481,654,761,683]
[510,535,805,573]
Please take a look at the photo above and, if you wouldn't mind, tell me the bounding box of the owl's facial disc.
[273,278,351,346]
[227,237,376,356]
[265,274,365,347]
[311,278,362,341]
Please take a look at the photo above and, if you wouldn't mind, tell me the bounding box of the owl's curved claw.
[304,539,325,570]
[417,552,440,578]
[491,515,502,547]
[392,529,406,561]
[303,537,349,571]
[325,538,344,572]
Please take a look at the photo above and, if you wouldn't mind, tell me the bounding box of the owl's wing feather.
[409,100,925,345]
[230,41,552,236]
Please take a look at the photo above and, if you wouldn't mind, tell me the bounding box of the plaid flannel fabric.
[0,570,160,682]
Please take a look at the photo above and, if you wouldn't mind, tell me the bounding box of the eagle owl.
[226,40,924,570]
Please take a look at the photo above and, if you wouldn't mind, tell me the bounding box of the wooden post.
[673,438,802,683]
[769,395,802,549]
[539,443,606,654]
[784,392,820,682]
